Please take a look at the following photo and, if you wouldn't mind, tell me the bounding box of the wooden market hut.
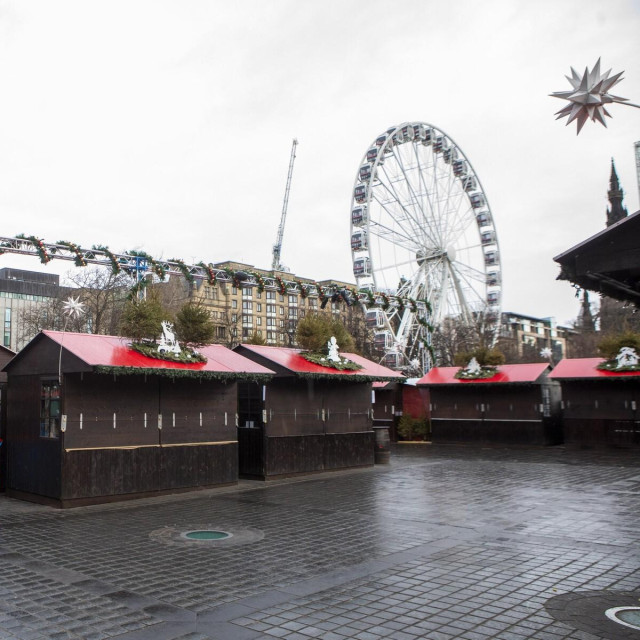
[3,330,273,507]
[0,344,15,492]
[233,344,404,479]
[549,358,640,448]
[418,363,562,446]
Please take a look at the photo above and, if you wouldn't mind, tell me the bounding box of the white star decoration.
[540,347,553,360]
[550,58,638,134]
[63,296,85,318]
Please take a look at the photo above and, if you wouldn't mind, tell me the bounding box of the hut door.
[237,382,265,477]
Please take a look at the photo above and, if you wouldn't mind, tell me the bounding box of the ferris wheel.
[350,122,502,373]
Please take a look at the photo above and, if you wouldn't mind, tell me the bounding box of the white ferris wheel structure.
[349,122,502,374]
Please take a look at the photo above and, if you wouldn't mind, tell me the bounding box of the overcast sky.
[0,0,639,326]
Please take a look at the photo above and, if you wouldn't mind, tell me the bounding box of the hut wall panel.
[324,432,374,469]
[431,388,483,420]
[265,435,325,476]
[323,382,371,434]
[484,387,540,420]
[562,382,636,420]
[160,379,237,444]
[431,419,484,443]
[6,375,61,497]
[482,419,548,445]
[563,418,640,448]
[61,443,237,500]
[64,373,159,449]
[266,381,324,437]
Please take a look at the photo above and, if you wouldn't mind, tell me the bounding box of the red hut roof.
[549,357,640,379]
[417,363,550,385]
[9,331,274,378]
[236,344,404,381]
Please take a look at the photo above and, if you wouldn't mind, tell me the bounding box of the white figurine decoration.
[465,357,482,375]
[158,321,181,355]
[327,336,340,362]
[616,346,639,369]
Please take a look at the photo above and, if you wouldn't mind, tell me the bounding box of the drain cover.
[150,523,264,547]
[181,530,232,541]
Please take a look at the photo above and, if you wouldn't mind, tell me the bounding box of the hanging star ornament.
[62,296,85,318]
[550,58,638,134]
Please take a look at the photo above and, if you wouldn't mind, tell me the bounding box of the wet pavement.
[1,444,640,639]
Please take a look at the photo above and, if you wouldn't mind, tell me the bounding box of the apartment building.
[499,311,572,362]
[0,268,68,352]
[188,261,358,347]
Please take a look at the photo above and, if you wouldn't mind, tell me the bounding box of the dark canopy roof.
[554,209,640,306]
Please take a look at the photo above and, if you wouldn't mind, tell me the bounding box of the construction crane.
[271,138,298,271]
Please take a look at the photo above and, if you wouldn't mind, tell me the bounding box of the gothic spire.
[606,158,628,227]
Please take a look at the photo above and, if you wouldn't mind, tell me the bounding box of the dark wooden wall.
[561,380,640,448]
[6,370,239,505]
[239,378,375,479]
[429,383,562,446]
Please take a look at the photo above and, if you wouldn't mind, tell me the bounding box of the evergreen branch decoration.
[93,245,122,274]
[198,261,218,285]
[169,258,193,283]
[16,234,51,264]
[127,250,167,281]
[57,240,88,267]
[454,366,498,380]
[300,351,363,371]
[130,341,207,364]
[95,365,271,383]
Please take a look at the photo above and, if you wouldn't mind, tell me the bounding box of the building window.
[279,306,284,315]
[256,303,262,312]
[242,287,252,298]
[242,301,253,312]
[288,294,298,306]
[232,313,238,323]
[309,299,317,310]
[216,326,226,339]
[279,294,284,302]
[266,291,276,301]
[40,380,61,439]
[289,308,298,319]
[232,286,237,295]
[4,308,10,347]
[279,319,284,328]
[267,318,276,327]
[266,304,276,315]
[256,317,262,326]
[232,299,238,309]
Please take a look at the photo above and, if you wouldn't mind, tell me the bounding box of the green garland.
[57,240,87,267]
[16,234,51,264]
[275,276,287,295]
[454,366,498,380]
[93,244,122,274]
[95,365,271,383]
[297,372,404,383]
[169,258,193,283]
[130,341,207,364]
[596,360,640,373]
[128,250,167,281]
[300,351,363,371]
[251,271,266,293]
[198,261,217,285]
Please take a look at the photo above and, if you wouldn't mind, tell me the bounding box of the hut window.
[40,380,61,439]
[542,387,551,417]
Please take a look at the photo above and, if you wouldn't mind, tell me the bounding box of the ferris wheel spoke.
[376,164,432,245]
[387,146,435,247]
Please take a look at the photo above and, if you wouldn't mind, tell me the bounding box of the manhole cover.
[546,590,640,639]
[149,523,264,547]
[606,607,640,631]
[181,530,232,541]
